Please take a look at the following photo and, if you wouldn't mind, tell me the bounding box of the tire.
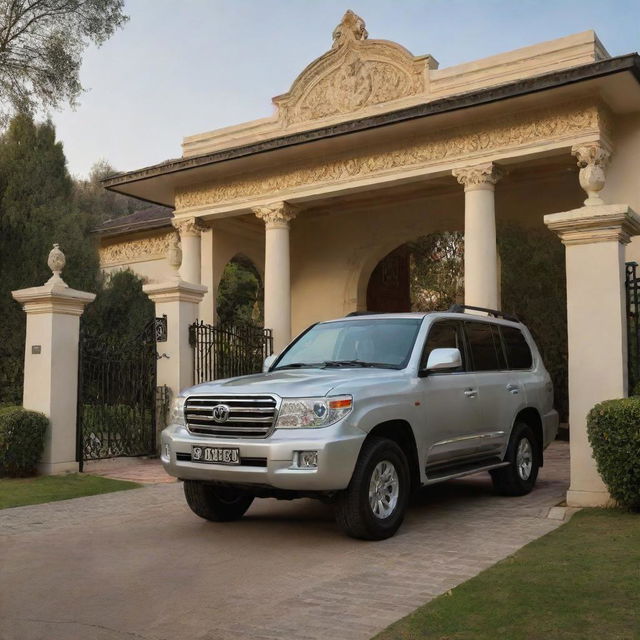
[491,422,540,496]
[335,437,410,540]
[183,481,254,522]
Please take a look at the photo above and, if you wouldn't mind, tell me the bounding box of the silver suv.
[161,307,558,540]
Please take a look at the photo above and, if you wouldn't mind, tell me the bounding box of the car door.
[463,321,525,458]
[418,320,485,468]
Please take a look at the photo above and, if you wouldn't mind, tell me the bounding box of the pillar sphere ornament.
[572,142,611,206]
[46,243,67,285]
[167,233,182,278]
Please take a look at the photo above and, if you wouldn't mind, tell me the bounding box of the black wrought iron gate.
[76,321,158,468]
[626,261,640,392]
[190,321,273,384]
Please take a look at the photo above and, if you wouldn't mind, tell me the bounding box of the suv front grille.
[185,395,278,438]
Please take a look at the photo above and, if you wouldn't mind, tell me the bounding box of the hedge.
[0,406,48,477]
[587,397,640,511]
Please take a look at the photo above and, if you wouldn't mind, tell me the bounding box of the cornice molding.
[175,99,610,210]
[544,204,640,245]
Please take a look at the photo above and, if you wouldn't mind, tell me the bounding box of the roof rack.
[447,304,520,323]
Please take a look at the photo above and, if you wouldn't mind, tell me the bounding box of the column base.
[38,460,80,475]
[566,488,613,508]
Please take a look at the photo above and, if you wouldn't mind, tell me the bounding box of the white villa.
[98,12,640,509]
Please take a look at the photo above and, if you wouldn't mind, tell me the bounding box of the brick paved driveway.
[0,442,569,640]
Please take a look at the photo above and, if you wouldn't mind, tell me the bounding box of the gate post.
[12,245,95,475]
[143,236,207,402]
[545,204,640,507]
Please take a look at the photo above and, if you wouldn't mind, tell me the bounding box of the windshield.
[274,318,422,370]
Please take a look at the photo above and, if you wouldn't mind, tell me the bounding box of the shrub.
[587,398,640,511]
[0,406,48,477]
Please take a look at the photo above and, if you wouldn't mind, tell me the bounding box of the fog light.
[296,450,318,468]
[164,443,170,459]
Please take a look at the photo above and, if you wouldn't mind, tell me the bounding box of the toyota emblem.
[212,404,230,424]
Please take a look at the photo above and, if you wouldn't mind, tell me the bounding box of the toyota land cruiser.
[161,306,558,540]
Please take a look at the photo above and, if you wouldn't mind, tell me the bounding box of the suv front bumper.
[160,423,365,491]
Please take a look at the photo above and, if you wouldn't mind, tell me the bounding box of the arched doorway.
[366,245,411,312]
[366,233,464,313]
[216,254,263,325]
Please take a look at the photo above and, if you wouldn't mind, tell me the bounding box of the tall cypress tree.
[0,113,99,403]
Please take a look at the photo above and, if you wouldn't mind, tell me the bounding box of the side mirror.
[423,348,462,374]
[263,354,278,373]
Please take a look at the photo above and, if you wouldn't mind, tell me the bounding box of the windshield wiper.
[274,362,322,370]
[322,360,398,369]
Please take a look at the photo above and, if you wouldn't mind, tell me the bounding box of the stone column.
[173,217,205,284]
[12,245,95,475]
[452,162,505,310]
[253,202,298,353]
[545,142,640,507]
[143,234,207,402]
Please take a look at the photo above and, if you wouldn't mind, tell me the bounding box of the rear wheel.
[491,422,540,496]
[335,437,409,540]
[183,481,254,522]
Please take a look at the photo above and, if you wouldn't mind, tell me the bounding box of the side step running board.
[425,459,510,485]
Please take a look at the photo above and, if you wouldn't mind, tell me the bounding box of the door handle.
[506,384,520,395]
[464,388,478,398]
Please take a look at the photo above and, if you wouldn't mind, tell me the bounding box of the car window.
[274,318,422,370]
[501,326,533,369]
[421,321,465,371]
[464,321,501,372]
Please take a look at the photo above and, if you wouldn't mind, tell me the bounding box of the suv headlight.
[275,395,352,429]
[170,397,186,427]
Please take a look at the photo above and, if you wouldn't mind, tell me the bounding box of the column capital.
[172,216,206,237]
[571,141,612,206]
[544,204,640,246]
[452,163,505,191]
[253,201,299,228]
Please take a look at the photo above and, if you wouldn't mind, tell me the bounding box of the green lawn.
[375,509,640,640]
[0,474,142,509]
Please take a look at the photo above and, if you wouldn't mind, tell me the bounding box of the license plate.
[191,446,240,465]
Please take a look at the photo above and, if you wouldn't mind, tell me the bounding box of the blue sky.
[51,0,640,178]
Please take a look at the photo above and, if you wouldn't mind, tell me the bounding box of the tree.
[74,159,153,225]
[0,113,99,402]
[0,0,128,125]
[216,256,263,325]
[409,232,464,311]
[498,224,568,420]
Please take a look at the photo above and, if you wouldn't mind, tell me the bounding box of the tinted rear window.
[501,326,533,369]
[465,322,501,371]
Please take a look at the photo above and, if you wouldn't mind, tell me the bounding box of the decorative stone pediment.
[273,10,436,127]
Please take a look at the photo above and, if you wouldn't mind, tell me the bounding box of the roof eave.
[102,53,640,193]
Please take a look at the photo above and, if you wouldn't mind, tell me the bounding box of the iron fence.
[190,321,273,384]
[626,262,640,393]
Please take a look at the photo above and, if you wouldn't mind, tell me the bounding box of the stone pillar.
[12,245,95,475]
[143,235,207,401]
[173,217,205,284]
[253,202,298,353]
[453,162,505,310]
[545,142,640,507]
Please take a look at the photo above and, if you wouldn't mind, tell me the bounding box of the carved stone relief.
[274,11,428,126]
[175,100,610,211]
[452,162,506,189]
[99,233,172,267]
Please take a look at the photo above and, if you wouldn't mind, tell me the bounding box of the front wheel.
[335,437,410,540]
[183,481,254,522]
[491,422,540,496]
